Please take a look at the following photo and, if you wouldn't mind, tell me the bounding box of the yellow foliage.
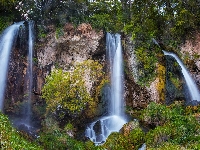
[156,64,166,102]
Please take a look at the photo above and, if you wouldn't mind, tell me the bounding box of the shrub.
[140,102,172,126]
[103,132,133,150]
[42,60,103,118]
[128,128,145,149]
[142,102,200,148]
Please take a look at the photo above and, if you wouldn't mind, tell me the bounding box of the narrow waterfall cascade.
[85,33,127,144]
[13,21,36,137]
[163,50,200,102]
[0,22,24,111]
[109,33,124,116]
[25,21,34,125]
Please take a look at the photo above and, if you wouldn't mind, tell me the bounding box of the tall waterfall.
[85,33,127,144]
[25,21,34,124]
[107,33,124,116]
[0,22,24,111]
[163,50,200,102]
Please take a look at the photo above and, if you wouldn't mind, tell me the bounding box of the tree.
[42,60,103,118]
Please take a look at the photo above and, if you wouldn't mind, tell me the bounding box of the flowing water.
[85,33,127,144]
[0,22,24,111]
[25,21,34,124]
[163,50,200,102]
[109,33,124,116]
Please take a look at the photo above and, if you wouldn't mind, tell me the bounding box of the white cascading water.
[25,21,34,124]
[24,21,34,125]
[163,50,200,102]
[11,21,36,137]
[85,33,127,144]
[0,22,24,111]
[110,33,124,116]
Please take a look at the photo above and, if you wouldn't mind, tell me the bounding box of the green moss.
[148,142,182,150]
[146,125,172,147]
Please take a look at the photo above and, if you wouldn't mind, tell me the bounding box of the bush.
[103,132,133,150]
[128,128,145,149]
[42,60,103,118]
[142,102,200,148]
[140,102,172,126]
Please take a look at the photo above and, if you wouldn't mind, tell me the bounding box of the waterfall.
[0,22,24,111]
[25,21,34,124]
[163,50,200,102]
[85,33,127,144]
[107,33,124,116]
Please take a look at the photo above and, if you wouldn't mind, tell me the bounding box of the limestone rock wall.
[37,23,104,69]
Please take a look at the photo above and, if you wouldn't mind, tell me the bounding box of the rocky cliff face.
[123,35,161,108]
[4,23,107,125]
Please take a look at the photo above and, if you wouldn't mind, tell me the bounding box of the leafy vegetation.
[42,60,103,118]
[104,102,200,149]
[141,102,200,149]
[0,112,41,149]
[1,101,199,149]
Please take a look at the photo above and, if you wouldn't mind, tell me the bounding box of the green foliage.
[146,125,172,147]
[88,1,124,32]
[37,126,104,150]
[128,128,145,150]
[140,102,200,148]
[141,102,172,126]
[0,112,41,149]
[42,60,103,117]
[135,45,158,86]
[55,27,64,39]
[42,69,90,117]
[0,15,14,33]
[103,132,133,150]
[37,25,47,39]
[0,0,17,9]
[37,131,85,150]
[64,122,74,131]
[147,142,182,150]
